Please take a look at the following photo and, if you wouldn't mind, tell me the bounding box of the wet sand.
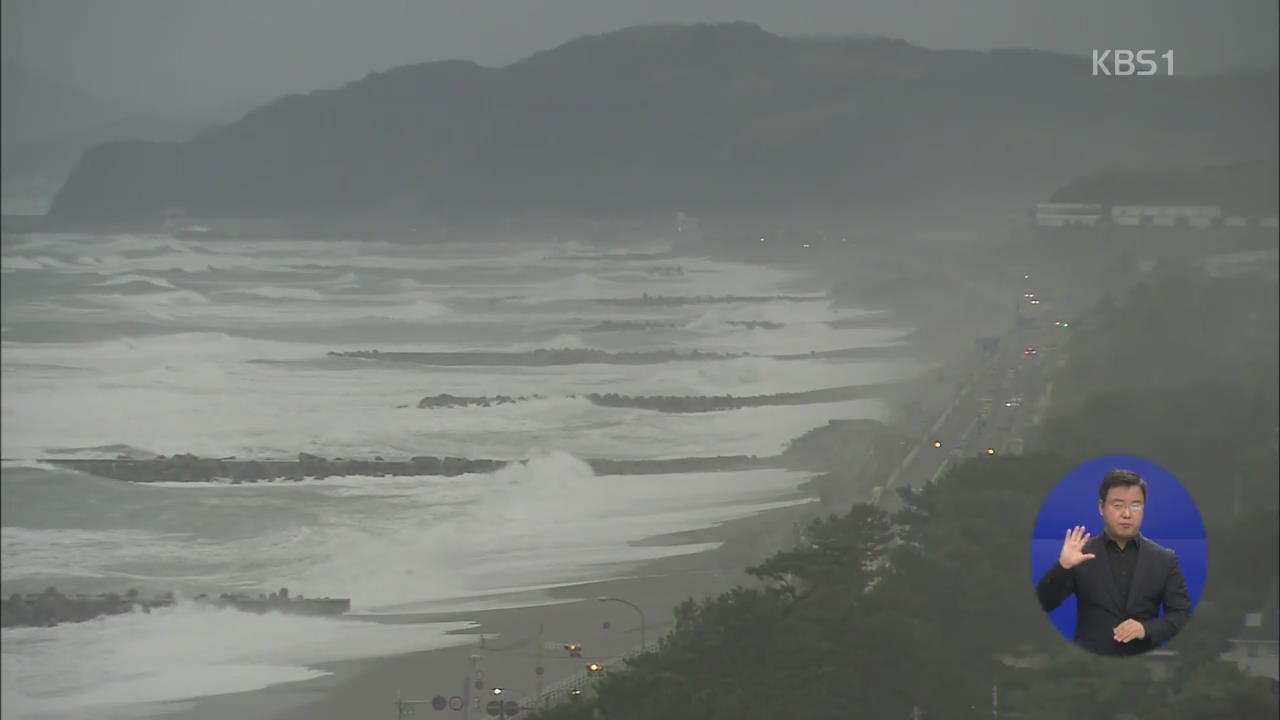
[156,500,820,720]
[154,243,1000,720]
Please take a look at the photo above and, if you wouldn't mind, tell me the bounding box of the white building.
[1220,576,1279,682]
[1110,205,1222,227]
[1033,203,1104,227]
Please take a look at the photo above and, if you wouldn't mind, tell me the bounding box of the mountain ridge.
[48,22,1279,225]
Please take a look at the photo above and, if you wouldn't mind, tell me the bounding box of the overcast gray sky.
[4,0,1277,115]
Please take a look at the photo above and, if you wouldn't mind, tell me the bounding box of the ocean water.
[1,232,922,717]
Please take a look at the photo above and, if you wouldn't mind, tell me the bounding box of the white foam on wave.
[2,456,816,611]
[13,289,457,327]
[2,353,893,460]
[0,604,475,720]
[258,452,819,607]
[3,323,916,460]
[0,232,912,714]
[0,256,45,271]
[0,527,221,583]
[399,355,922,398]
[3,234,562,277]
[217,286,327,301]
[91,274,177,290]
[1,332,319,367]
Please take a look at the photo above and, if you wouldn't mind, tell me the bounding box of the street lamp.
[597,596,647,649]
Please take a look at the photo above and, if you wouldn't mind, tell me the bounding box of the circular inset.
[1030,455,1206,656]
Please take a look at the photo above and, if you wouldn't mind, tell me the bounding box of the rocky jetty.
[417,393,543,408]
[41,452,507,483]
[328,348,740,366]
[331,345,901,367]
[194,587,350,616]
[2,587,175,628]
[587,455,776,475]
[38,452,784,483]
[414,385,891,413]
[727,321,784,330]
[583,384,893,412]
[824,315,900,330]
[593,294,825,307]
[582,320,677,332]
[1,586,351,628]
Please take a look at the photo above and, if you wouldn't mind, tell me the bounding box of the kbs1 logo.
[1092,49,1174,76]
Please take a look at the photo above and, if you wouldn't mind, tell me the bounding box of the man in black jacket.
[1037,469,1193,656]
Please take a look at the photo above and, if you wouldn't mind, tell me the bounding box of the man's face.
[1098,485,1145,541]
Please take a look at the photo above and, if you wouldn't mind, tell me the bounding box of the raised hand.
[1058,525,1097,569]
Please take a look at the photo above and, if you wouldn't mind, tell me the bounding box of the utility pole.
[463,654,481,720]
[536,623,545,706]
[992,681,999,720]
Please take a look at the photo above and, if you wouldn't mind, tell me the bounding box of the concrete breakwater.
[2,588,176,628]
[583,320,678,332]
[36,453,507,483]
[30,453,782,483]
[329,348,742,366]
[581,384,895,412]
[592,294,826,307]
[194,589,350,616]
[19,415,883,484]
[333,344,903,368]
[1,587,351,628]
[416,384,894,412]
[417,393,543,408]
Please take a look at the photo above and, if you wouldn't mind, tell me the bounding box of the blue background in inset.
[1030,455,1208,642]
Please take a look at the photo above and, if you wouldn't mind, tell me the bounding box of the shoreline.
[155,498,821,720]
[152,280,988,720]
[5,236,996,720]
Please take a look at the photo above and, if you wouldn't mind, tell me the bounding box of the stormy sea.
[1,232,921,718]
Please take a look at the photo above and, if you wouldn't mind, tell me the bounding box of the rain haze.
[4,0,1279,114]
[2,2,1277,719]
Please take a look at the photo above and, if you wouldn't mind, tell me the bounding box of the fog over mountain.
[1,59,249,213]
[6,0,1277,117]
[47,22,1277,225]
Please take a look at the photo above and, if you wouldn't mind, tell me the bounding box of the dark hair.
[1099,469,1147,502]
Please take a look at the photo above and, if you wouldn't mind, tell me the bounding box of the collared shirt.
[1105,534,1140,609]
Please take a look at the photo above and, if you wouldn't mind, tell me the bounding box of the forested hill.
[1049,160,1280,214]
[50,22,1277,224]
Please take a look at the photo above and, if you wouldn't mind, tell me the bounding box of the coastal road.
[875,289,1065,509]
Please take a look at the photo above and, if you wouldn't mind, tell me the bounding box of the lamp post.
[597,596,647,650]
[493,687,507,720]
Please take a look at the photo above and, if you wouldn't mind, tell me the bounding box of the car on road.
[1023,346,1038,357]
[1003,396,1023,408]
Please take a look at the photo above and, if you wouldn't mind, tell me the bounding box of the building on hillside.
[1221,576,1280,682]
[1110,205,1221,227]
[1032,203,1104,227]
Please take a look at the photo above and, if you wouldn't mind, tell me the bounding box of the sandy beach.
[153,277,996,720]
[155,498,822,720]
[0,234,1013,720]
